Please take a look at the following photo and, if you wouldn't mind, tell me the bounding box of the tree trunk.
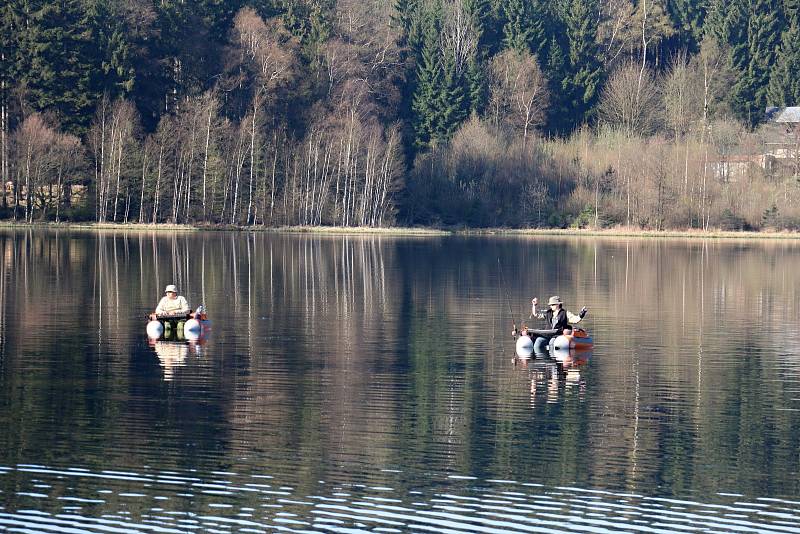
[152,144,163,223]
[269,132,278,224]
[202,100,212,222]
[112,132,123,222]
[247,98,259,225]
[138,149,148,223]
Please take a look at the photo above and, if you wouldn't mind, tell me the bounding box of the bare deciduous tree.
[441,0,479,76]
[489,49,549,148]
[234,7,297,225]
[13,114,55,222]
[599,62,662,137]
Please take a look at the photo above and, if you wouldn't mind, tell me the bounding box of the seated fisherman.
[150,284,190,320]
[512,297,588,337]
[525,295,586,353]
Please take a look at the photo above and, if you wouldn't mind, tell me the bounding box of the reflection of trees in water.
[560,237,800,495]
[1,231,799,497]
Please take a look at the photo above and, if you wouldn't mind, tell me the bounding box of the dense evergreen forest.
[2,0,800,229]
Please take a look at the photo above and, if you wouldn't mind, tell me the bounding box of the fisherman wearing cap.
[150,284,191,320]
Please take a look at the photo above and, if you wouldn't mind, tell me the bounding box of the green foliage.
[411,2,470,150]
[465,58,488,115]
[722,0,785,126]
[412,10,445,149]
[15,0,97,133]
[719,208,750,230]
[393,0,419,46]
[667,0,709,53]
[502,0,546,55]
[0,2,18,121]
[552,0,603,133]
[570,204,595,228]
[767,13,800,105]
[761,203,780,228]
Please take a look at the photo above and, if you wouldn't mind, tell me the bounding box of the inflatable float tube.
[516,335,534,356]
[147,310,209,341]
[551,328,593,351]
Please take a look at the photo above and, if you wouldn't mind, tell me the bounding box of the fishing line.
[497,258,518,332]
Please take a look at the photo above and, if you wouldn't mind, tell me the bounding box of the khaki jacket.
[155,295,190,316]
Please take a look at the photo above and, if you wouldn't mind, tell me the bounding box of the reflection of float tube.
[147,320,164,339]
[550,343,571,360]
[552,332,593,351]
[516,335,534,356]
[184,318,202,340]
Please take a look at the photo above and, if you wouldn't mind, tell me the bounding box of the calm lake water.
[1,229,799,533]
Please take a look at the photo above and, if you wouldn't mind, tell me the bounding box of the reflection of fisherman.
[152,341,189,381]
[150,284,191,320]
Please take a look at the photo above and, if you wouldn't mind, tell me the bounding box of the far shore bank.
[2,221,800,240]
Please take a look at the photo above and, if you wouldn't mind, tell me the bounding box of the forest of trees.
[2,0,800,229]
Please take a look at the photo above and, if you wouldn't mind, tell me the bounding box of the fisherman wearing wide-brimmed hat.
[150,284,190,320]
[530,295,588,325]
[522,295,586,353]
[530,296,570,331]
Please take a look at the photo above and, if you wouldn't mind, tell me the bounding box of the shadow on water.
[0,229,799,532]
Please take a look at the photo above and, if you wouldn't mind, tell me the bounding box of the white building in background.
[710,107,800,181]
[765,106,800,125]
[763,107,800,177]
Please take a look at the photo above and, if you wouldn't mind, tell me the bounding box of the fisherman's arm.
[530,297,545,319]
[567,306,588,324]
[155,297,168,315]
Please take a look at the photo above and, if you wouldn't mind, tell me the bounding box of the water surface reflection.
[1,229,799,532]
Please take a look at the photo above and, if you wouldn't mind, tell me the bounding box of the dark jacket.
[531,308,569,338]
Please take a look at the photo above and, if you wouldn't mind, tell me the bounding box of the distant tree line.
[2,0,800,229]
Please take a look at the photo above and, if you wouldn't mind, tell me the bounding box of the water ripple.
[1,464,799,533]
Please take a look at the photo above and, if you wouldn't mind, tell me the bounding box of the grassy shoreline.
[2,220,800,240]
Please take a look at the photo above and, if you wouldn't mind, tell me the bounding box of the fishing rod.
[497,258,518,334]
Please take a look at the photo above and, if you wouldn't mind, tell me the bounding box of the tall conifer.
[502,0,546,55]
[412,6,444,148]
[440,52,468,139]
[729,0,783,125]
[667,0,708,53]
[555,0,602,133]
[767,8,800,105]
[18,0,96,132]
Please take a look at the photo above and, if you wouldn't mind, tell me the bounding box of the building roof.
[765,107,800,123]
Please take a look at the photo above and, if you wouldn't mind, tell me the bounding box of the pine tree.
[554,0,603,133]
[464,0,490,114]
[466,57,488,114]
[667,0,709,53]
[544,36,565,129]
[412,9,445,148]
[729,0,784,126]
[481,0,508,56]
[411,1,471,149]
[17,0,97,133]
[0,2,17,109]
[393,0,419,47]
[0,0,18,211]
[703,0,731,43]
[767,10,800,105]
[502,0,546,55]
[439,52,469,139]
[84,0,135,100]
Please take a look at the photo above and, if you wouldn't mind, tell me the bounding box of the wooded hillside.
[2,0,800,229]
